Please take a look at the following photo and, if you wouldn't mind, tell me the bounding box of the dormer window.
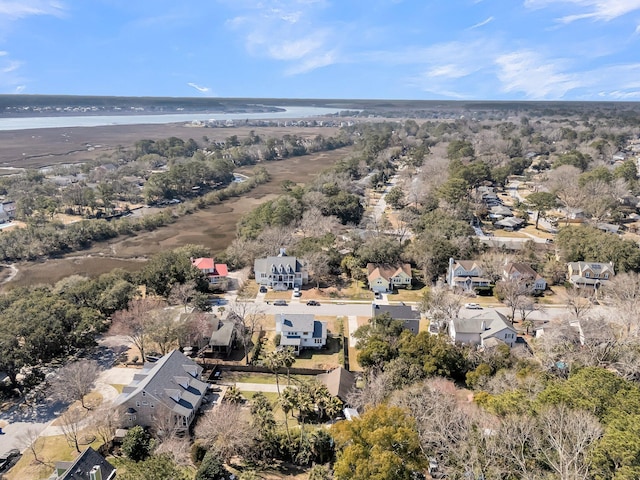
[585,272,590,278]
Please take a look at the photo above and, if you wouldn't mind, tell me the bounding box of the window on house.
[604,274,609,279]
[151,404,154,408]
[585,272,590,278]
[136,401,140,407]
[142,391,146,397]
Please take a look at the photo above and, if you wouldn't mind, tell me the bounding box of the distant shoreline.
[0,106,342,131]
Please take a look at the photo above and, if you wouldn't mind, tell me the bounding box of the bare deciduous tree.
[91,405,121,446]
[534,405,602,480]
[495,277,534,323]
[19,427,51,466]
[168,280,197,312]
[60,407,87,453]
[603,272,640,337]
[50,359,101,409]
[419,282,462,324]
[147,309,181,356]
[304,251,331,289]
[194,402,254,463]
[564,286,593,319]
[110,297,168,362]
[228,300,265,365]
[346,369,393,411]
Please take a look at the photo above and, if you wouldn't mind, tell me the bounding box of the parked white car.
[464,303,482,309]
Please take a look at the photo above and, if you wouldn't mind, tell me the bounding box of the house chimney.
[89,466,102,480]
[279,247,287,256]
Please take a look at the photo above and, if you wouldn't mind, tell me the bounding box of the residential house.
[489,205,513,218]
[494,217,524,231]
[503,262,547,291]
[449,310,517,348]
[275,313,327,355]
[317,367,356,402]
[208,317,236,356]
[254,249,308,290]
[0,201,16,219]
[114,350,207,432]
[370,303,420,334]
[447,258,492,291]
[567,261,615,289]
[596,223,621,235]
[49,447,116,480]
[177,312,215,350]
[366,263,412,293]
[191,257,229,285]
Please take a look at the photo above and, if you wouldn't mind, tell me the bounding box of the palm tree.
[263,351,284,398]
[281,386,296,443]
[326,395,343,420]
[223,385,244,404]
[281,347,296,385]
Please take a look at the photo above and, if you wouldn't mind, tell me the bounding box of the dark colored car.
[0,449,21,472]
[306,300,320,306]
[259,286,268,293]
[273,299,288,306]
[374,292,383,299]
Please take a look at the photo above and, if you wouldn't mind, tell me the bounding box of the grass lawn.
[347,345,363,372]
[338,281,374,301]
[110,384,126,394]
[488,228,529,238]
[224,372,309,385]
[521,224,554,239]
[238,279,259,299]
[292,336,342,370]
[391,286,428,302]
[265,290,293,300]
[6,434,103,480]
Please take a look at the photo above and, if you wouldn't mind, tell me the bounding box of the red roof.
[192,257,214,270]
[192,257,228,277]
[214,264,228,276]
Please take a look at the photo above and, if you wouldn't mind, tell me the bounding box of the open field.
[4,139,353,288]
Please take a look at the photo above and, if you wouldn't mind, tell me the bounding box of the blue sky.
[0,0,639,100]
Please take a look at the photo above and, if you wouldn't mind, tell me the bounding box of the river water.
[0,106,341,131]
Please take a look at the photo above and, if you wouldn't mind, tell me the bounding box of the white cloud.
[469,16,495,29]
[495,50,582,98]
[0,1,66,19]
[187,82,211,93]
[0,51,6,56]
[2,60,19,73]
[285,49,337,75]
[524,0,640,22]
[225,0,337,74]
[426,64,473,79]
[267,36,324,60]
[14,84,24,93]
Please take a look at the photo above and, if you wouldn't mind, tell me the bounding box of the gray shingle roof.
[115,349,206,419]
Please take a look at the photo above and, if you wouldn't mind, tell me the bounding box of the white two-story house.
[447,258,491,292]
[254,249,308,290]
[276,313,327,355]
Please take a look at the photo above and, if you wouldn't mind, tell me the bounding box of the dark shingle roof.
[54,447,116,480]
